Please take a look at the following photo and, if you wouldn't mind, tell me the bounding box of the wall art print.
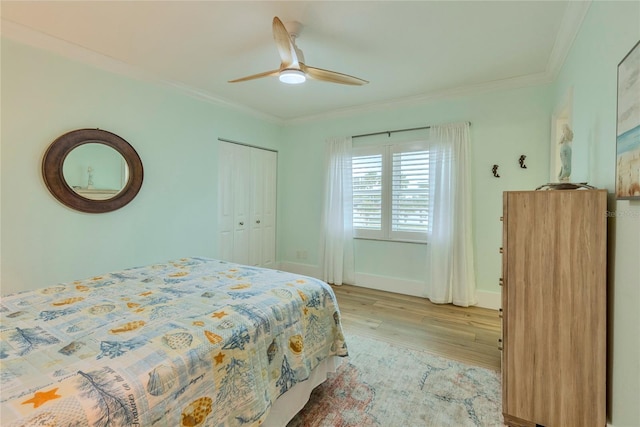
[616,40,640,199]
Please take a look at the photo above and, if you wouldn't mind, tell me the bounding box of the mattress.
[0,257,348,426]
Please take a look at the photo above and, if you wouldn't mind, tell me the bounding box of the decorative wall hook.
[519,155,527,169]
[492,165,500,178]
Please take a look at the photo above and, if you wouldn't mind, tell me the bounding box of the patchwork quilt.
[0,257,348,426]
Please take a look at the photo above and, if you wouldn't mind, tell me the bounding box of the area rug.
[287,333,503,427]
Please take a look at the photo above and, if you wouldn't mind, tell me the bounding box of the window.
[352,142,430,242]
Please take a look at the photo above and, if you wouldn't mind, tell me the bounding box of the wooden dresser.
[501,190,607,427]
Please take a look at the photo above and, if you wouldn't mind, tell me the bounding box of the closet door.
[249,149,277,267]
[232,144,252,265]
[218,141,276,267]
[217,142,236,262]
[256,149,276,267]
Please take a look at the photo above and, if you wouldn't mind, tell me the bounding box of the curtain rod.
[217,137,277,153]
[352,122,471,139]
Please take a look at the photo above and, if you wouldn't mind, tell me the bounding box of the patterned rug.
[288,333,503,427]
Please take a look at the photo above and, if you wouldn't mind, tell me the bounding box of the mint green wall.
[279,84,553,297]
[1,38,281,294]
[551,2,639,426]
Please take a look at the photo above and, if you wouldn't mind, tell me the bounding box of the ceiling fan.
[228,17,368,86]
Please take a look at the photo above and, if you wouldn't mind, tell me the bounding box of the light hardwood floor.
[332,284,502,371]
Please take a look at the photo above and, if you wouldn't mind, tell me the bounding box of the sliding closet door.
[218,141,276,267]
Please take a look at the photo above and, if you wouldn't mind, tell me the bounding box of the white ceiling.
[0,1,589,123]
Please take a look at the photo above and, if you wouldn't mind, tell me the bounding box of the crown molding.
[0,18,285,126]
[286,71,554,125]
[546,0,592,80]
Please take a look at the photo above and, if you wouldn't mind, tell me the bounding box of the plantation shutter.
[352,153,383,237]
[391,150,430,234]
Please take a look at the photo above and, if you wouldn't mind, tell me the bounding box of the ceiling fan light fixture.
[279,69,306,84]
[229,17,367,86]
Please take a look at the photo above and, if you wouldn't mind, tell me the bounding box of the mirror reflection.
[62,142,129,200]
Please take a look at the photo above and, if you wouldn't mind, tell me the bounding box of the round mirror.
[43,129,143,213]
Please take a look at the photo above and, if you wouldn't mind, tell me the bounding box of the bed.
[0,257,348,426]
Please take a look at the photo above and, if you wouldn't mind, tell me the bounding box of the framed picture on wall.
[616,40,640,199]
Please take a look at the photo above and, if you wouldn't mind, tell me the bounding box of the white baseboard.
[476,290,501,310]
[353,272,425,298]
[278,261,322,280]
[278,261,502,310]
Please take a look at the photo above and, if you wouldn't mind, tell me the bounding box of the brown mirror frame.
[42,129,143,213]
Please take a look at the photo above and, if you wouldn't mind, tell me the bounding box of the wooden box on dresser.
[501,189,607,427]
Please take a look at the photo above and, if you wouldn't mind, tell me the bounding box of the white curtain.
[426,122,477,306]
[320,136,355,285]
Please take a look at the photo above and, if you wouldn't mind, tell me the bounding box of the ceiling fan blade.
[272,16,297,67]
[228,69,280,83]
[302,64,368,86]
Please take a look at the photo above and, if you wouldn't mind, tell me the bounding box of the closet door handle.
[239,222,244,226]
[256,220,261,224]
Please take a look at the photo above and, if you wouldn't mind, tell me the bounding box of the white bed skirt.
[262,356,342,426]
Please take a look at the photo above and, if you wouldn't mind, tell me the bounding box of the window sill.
[353,236,428,245]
